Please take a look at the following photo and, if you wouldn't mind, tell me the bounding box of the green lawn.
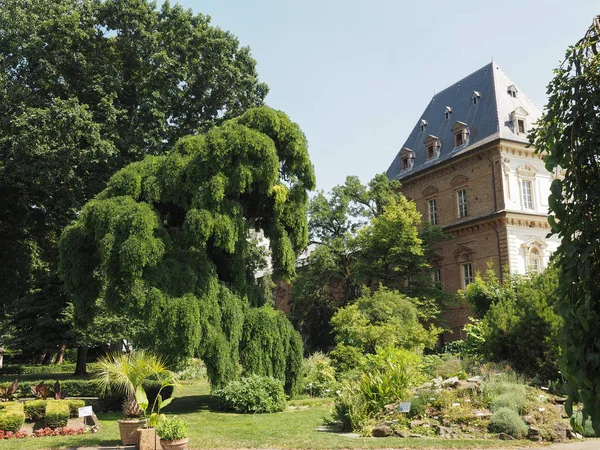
[0,380,542,449]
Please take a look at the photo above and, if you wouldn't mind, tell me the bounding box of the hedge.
[0,363,100,375]
[24,400,46,421]
[45,401,70,428]
[0,402,25,432]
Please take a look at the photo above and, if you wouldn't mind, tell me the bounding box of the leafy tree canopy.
[531,15,600,430]
[0,0,268,359]
[290,175,449,352]
[59,106,315,390]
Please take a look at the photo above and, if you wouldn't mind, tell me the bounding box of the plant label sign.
[78,406,93,417]
[398,402,411,413]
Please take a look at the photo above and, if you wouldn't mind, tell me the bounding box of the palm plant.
[95,350,180,418]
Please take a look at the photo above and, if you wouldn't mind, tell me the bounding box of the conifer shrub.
[489,407,528,438]
[45,400,70,428]
[0,402,25,432]
[490,392,526,414]
[24,400,46,421]
[214,375,287,414]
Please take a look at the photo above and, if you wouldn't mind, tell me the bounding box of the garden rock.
[442,377,460,388]
[552,422,569,442]
[523,415,535,425]
[372,425,393,437]
[418,382,434,390]
[498,432,515,440]
[527,427,542,442]
[436,425,457,439]
[456,381,479,391]
[409,433,425,438]
[467,376,482,383]
[394,430,410,438]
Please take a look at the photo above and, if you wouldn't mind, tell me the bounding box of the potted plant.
[94,350,179,446]
[156,416,188,450]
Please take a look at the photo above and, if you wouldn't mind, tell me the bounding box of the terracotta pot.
[159,437,189,450]
[117,418,146,445]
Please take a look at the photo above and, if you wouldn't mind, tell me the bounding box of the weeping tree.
[59,107,314,392]
[531,15,600,432]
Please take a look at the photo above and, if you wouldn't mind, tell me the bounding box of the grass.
[0,379,541,449]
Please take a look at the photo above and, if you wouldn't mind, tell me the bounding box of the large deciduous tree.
[531,15,600,432]
[290,175,448,352]
[59,107,315,392]
[0,0,268,362]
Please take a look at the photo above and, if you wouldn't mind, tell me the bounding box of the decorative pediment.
[429,250,444,264]
[450,174,469,187]
[521,237,548,251]
[422,186,439,197]
[512,106,529,117]
[516,164,538,177]
[424,135,440,146]
[453,244,475,262]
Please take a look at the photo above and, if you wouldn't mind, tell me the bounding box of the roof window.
[444,106,453,120]
[419,119,427,132]
[507,85,518,98]
[451,121,469,148]
[399,147,415,171]
[472,91,481,105]
[424,135,441,161]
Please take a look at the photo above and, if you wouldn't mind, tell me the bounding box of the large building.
[386,62,560,341]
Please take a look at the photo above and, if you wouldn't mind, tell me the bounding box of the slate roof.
[386,62,541,180]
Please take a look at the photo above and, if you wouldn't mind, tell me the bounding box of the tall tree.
[0,0,268,362]
[531,15,600,432]
[290,175,448,352]
[59,107,315,391]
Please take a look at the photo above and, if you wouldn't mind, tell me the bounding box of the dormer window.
[451,121,469,148]
[419,119,427,132]
[472,91,481,105]
[507,85,518,98]
[444,106,453,120]
[511,107,529,136]
[399,147,414,171]
[424,135,441,161]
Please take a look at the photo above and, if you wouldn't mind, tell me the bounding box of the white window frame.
[433,267,442,288]
[457,189,468,218]
[521,179,534,210]
[428,198,438,225]
[462,263,473,287]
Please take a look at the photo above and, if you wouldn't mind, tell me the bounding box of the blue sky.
[177,0,598,193]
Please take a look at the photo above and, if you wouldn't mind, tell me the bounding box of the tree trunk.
[74,345,88,376]
[38,353,46,364]
[41,352,54,365]
[55,344,66,364]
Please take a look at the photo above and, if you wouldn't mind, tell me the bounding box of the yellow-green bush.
[45,400,70,428]
[0,402,25,431]
[24,399,46,421]
[66,399,86,418]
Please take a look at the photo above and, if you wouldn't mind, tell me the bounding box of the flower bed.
[0,426,85,439]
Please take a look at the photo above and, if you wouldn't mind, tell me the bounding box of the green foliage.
[157,416,189,441]
[23,400,46,421]
[214,375,287,414]
[60,107,313,392]
[488,407,528,438]
[458,267,515,318]
[176,359,207,381]
[0,0,269,361]
[328,344,363,375]
[481,372,527,407]
[0,402,25,432]
[490,392,526,414]
[300,352,338,397]
[331,347,423,431]
[571,411,599,437]
[330,287,440,358]
[44,400,70,428]
[290,175,448,352]
[65,399,86,418]
[531,17,600,430]
[422,354,463,379]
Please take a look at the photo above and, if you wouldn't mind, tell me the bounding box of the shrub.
[0,402,25,432]
[24,400,47,421]
[45,401,70,428]
[481,372,526,406]
[157,416,189,441]
[329,344,363,374]
[489,407,528,438]
[176,359,206,380]
[300,352,337,397]
[66,399,86,418]
[422,354,463,378]
[571,411,598,437]
[490,392,525,414]
[330,381,368,431]
[214,375,286,413]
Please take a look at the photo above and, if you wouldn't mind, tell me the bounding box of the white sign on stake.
[78,406,94,417]
[398,402,411,413]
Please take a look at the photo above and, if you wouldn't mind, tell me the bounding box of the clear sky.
[177,0,598,193]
